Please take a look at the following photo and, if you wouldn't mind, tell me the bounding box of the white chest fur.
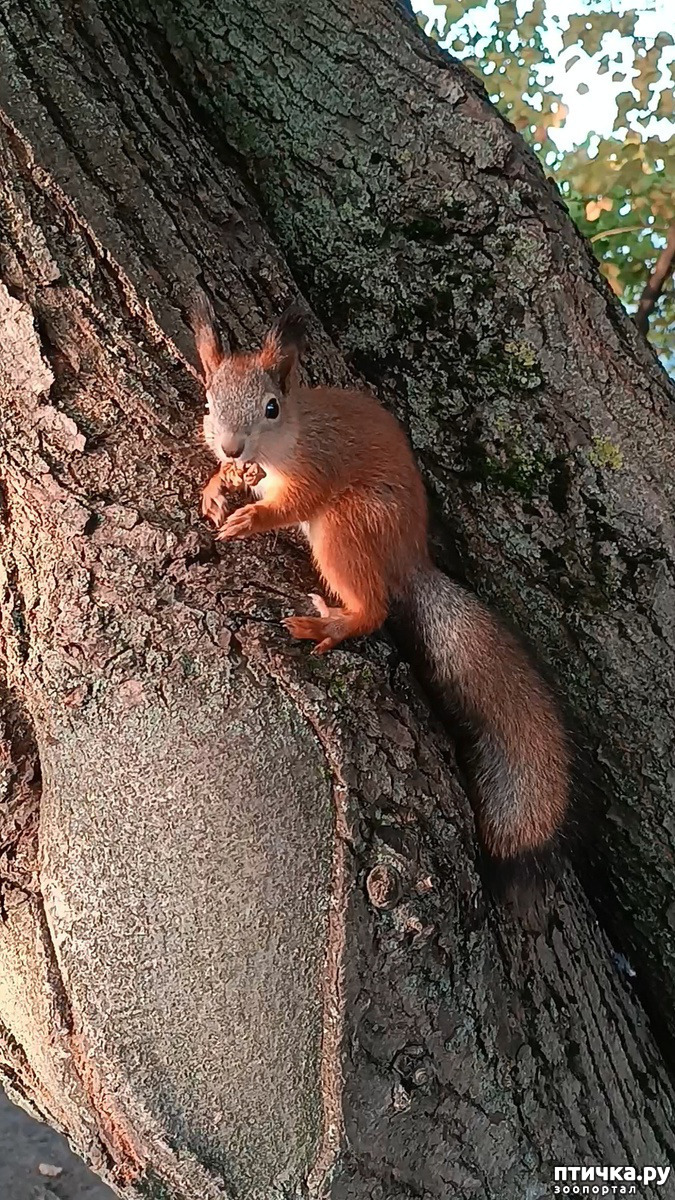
[252,465,283,501]
[253,466,311,541]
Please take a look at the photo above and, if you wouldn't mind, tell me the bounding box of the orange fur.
[188,294,225,383]
[215,385,429,644]
[193,307,569,861]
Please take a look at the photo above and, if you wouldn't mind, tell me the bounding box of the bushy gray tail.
[397,566,568,860]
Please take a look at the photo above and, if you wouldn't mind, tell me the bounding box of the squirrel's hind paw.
[283,614,337,653]
[284,614,326,641]
[312,637,338,655]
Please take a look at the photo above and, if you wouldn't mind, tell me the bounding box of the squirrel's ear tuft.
[273,303,308,356]
[187,292,227,383]
[260,302,308,392]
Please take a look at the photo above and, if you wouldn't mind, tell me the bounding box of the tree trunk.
[123,0,675,1046]
[0,4,674,1200]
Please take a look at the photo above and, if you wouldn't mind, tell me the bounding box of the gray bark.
[0,3,674,1200]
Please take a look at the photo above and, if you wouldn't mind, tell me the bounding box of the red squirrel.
[190,299,569,861]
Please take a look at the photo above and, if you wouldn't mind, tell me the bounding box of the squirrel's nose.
[220,435,245,459]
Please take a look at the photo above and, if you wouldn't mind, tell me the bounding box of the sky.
[411,0,675,151]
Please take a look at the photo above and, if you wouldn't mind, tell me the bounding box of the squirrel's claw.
[201,463,265,528]
[217,504,257,540]
[201,473,229,526]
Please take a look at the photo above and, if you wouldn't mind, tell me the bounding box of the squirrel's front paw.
[216,504,259,540]
[201,473,229,527]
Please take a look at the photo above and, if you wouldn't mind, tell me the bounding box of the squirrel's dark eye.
[265,397,280,420]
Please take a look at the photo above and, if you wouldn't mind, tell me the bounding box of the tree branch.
[589,223,667,243]
[636,221,675,334]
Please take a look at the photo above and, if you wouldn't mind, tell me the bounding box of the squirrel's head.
[189,297,307,467]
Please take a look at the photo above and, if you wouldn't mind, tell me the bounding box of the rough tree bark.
[124,0,675,1042]
[0,4,674,1200]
